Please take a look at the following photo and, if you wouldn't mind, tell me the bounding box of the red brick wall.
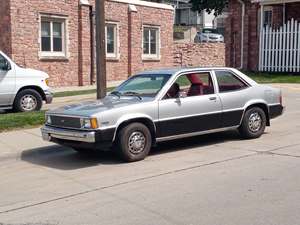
[173,43,225,67]
[0,0,12,55]
[286,3,300,22]
[225,0,259,71]
[9,0,80,86]
[7,0,174,87]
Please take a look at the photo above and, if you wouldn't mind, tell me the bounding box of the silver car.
[41,68,284,162]
[195,28,224,43]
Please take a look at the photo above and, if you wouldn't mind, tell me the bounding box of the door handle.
[209,96,217,101]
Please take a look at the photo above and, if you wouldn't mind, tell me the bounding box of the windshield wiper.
[109,91,121,98]
[123,91,142,100]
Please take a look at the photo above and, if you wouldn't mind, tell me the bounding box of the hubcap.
[128,131,146,154]
[248,112,262,133]
[20,95,37,111]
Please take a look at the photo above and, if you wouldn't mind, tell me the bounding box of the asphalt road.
[0,86,299,225]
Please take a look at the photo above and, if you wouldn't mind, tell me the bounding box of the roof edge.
[107,0,174,10]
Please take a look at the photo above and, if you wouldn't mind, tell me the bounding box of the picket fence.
[259,19,300,72]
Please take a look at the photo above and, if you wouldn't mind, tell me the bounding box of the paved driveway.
[0,85,299,225]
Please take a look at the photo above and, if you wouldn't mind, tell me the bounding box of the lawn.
[245,72,300,83]
[0,111,45,132]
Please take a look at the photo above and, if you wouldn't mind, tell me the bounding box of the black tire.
[239,107,266,139]
[115,123,152,162]
[13,89,43,112]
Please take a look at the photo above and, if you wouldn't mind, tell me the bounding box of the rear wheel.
[115,123,152,162]
[13,89,43,112]
[239,107,266,139]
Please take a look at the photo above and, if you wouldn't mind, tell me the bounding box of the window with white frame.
[105,23,118,58]
[263,7,273,27]
[143,26,160,59]
[40,16,67,57]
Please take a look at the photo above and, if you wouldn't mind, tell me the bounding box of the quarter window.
[215,71,248,93]
[143,26,160,59]
[105,23,118,58]
[40,17,66,57]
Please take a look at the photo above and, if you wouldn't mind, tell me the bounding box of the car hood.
[47,96,153,117]
[16,67,49,79]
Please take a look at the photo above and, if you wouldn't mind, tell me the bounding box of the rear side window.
[215,71,248,93]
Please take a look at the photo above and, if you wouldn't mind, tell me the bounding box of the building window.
[105,23,118,58]
[263,7,273,27]
[40,16,67,58]
[143,26,160,60]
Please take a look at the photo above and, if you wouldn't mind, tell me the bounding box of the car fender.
[112,113,156,141]
[240,98,270,126]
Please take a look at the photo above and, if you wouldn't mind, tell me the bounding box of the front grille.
[50,116,82,129]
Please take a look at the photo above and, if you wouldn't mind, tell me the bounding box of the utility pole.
[95,0,107,99]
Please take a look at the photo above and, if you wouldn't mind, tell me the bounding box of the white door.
[0,54,15,106]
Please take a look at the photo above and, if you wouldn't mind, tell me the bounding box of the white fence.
[259,19,300,72]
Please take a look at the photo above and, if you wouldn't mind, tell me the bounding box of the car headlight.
[81,118,99,129]
[45,115,51,124]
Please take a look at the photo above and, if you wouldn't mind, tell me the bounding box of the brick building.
[0,0,174,86]
[225,0,300,72]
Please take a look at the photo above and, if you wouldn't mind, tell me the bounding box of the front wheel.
[115,123,152,162]
[13,89,43,112]
[239,107,266,139]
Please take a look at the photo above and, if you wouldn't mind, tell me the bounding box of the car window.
[164,72,215,99]
[202,29,218,34]
[115,74,171,97]
[215,71,248,93]
[0,54,7,70]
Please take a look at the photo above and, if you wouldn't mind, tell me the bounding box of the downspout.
[89,6,95,85]
[237,0,245,69]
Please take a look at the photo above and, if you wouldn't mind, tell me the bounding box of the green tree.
[190,0,229,16]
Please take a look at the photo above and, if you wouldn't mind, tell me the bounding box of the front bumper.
[44,90,53,104]
[41,126,95,143]
[41,125,115,150]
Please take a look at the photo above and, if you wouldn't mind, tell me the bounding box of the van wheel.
[14,89,43,112]
[115,123,152,162]
[239,107,266,139]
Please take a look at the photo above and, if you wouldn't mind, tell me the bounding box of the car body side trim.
[156,126,239,142]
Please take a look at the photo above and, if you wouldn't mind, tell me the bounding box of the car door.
[157,71,222,138]
[214,70,251,128]
[0,53,15,106]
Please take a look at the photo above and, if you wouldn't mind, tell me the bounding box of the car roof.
[135,67,235,76]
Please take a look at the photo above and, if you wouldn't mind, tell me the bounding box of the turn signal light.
[90,118,98,129]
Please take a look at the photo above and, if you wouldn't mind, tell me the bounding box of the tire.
[239,107,267,139]
[13,89,43,112]
[115,123,152,162]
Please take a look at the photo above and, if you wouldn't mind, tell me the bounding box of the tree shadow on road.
[21,130,242,170]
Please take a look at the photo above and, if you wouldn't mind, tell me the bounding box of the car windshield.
[202,29,218,34]
[113,74,171,98]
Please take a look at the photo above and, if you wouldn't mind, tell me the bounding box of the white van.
[0,51,52,112]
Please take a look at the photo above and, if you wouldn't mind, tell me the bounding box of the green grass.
[54,87,115,98]
[0,111,46,132]
[245,72,300,83]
